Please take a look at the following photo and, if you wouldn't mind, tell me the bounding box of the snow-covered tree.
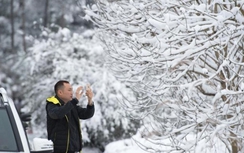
[22,27,140,150]
[0,53,26,103]
[85,0,244,152]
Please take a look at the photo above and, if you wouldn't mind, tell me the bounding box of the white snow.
[104,132,230,153]
[104,139,148,153]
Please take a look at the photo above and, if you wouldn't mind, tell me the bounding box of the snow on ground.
[104,132,230,153]
[82,147,101,153]
[104,138,148,153]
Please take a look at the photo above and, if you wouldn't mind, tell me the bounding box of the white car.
[0,88,53,153]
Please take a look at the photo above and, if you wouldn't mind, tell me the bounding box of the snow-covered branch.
[85,0,244,152]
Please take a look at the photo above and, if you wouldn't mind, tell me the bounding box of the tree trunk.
[20,0,26,52]
[231,137,238,153]
[58,14,66,28]
[10,0,14,52]
[43,0,49,27]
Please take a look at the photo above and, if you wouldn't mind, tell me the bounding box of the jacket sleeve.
[76,104,95,119]
[46,98,78,119]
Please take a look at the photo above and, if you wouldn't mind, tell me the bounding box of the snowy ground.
[82,147,101,153]
[104,139,147,153]
[82,140,146,153]
[103,135,230,153]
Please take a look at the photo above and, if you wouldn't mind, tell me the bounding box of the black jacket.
[46,96,94,153]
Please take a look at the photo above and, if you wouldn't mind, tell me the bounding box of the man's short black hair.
[54,80,70,94]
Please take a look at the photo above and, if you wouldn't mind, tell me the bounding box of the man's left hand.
[86,84,93,105]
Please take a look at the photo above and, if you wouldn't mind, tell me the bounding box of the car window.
[0,108,18,151]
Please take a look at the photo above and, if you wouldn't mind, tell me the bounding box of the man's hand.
[86,84,93,105]
[75,86,84,100]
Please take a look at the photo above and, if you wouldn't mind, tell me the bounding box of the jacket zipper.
[65,115,70,153]
[78,120,82,153]
[78,119,82,144]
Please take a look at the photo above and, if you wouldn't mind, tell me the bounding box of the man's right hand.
[75,86,84,100]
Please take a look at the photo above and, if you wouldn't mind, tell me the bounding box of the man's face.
[58,83,73,103]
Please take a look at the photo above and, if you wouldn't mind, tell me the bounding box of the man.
[46,80,95,153]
